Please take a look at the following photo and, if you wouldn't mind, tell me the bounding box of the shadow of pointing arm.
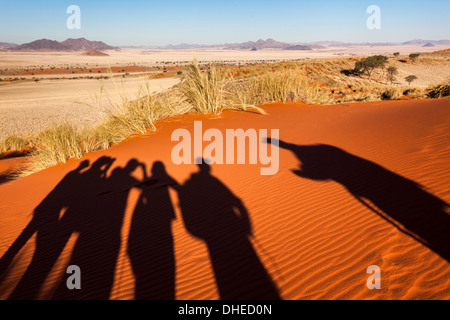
[0,219,38,278]
[355,196,430,249]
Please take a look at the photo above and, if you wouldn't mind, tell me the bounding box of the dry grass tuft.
[238,68,330,104]
[178,59,228,114]
[21,123,86,175]
[0,135,34,155]
[177,59,267,114]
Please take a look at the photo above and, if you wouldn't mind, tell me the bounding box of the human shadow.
[127,161,178,300]
[177,160,281,300]
[1,158,98,299]
[53,158,146,300]
[0,156,147,299]
[269,139,450,262]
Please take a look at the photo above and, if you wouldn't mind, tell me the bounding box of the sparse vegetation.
[231,67,328,105]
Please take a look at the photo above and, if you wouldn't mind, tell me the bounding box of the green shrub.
[354,55,388,79]
[405,75,418,85]
[409,53,420,63]
[386,66,398,84]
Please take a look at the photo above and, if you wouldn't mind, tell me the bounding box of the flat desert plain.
[0,45,446,68]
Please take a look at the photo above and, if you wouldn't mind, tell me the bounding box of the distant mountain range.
[320,39,450,47]
[5,38,117,51]
[225,38,290,50]
[2,38,450,51]
[0,42,18,49]
[60,38,117,51]
[157,38,450,50]
[159,39,320,50]
[402,39,450,45]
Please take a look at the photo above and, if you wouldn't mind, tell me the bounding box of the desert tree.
[353,55,388,80]
[393,52,400,57]
[405,75,418,85]
[409,53,420,64]
[386,66,398,84]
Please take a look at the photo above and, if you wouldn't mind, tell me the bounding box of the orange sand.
[0,98,449,300]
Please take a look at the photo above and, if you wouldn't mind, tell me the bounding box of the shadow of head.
[151,161,167,177]
[124,159,140,172]
[195,158,211,175]
[151,161,175,185]
[77,159,90,171]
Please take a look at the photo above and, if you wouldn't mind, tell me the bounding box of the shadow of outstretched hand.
[276,140,450,262]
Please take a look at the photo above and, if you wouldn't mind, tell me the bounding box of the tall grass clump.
[23,123,87,174]
[178,59,229,114]
[178,59,266,114]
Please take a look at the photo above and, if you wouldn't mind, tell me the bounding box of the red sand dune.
[0,98,449,300]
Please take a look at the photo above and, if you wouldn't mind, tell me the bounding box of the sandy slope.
[0,98,449,300]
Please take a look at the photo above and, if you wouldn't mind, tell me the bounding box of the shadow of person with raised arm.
[128,161,178,300]
[177,159,280,300]
[6,157,117,300]
[0,158,106,300]
[269,139,450,262]
[54,158,146,300]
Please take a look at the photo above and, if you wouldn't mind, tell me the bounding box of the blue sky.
[1,0,449,46]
